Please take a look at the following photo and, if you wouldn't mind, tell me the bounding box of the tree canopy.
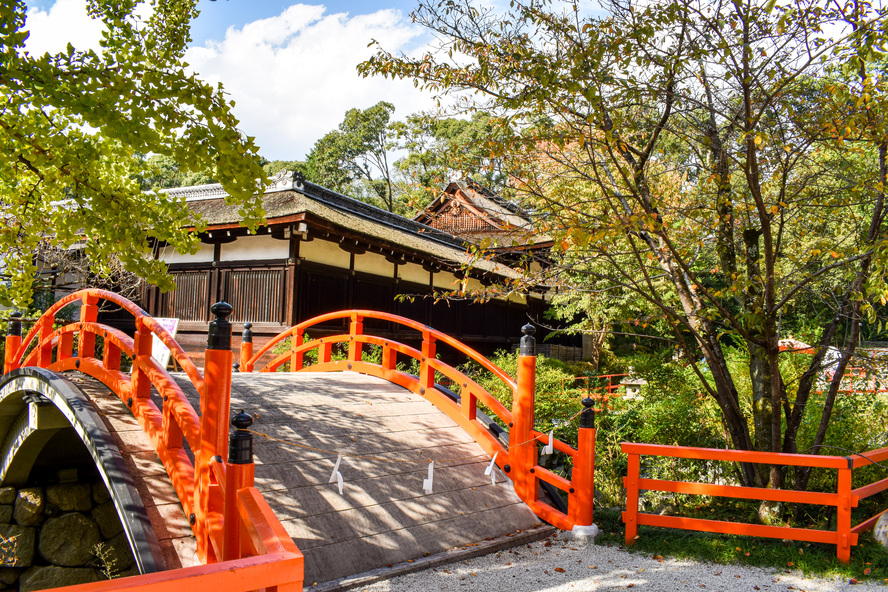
[362,0,888,489]
[0,0,267,307]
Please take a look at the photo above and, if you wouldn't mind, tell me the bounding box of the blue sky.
[24,1,443,160]
[190,0,421,45]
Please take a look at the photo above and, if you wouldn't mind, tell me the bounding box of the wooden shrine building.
[143,173,551,362]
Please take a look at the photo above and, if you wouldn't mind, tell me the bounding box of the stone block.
[91,501,123,539]
[0,508,11,524]
[38,514,101,567]
[0,490,15,506]
[0,524,36,567]
[13,489,44,527]
[0,567,22,586]
[92,482,111,505]
[874,512,888,550]
[19,566,103,591]
[46,483,93,512]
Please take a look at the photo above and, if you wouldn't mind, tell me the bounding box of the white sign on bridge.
[151,318,180,370]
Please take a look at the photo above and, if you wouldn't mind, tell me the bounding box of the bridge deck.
[81,370,540,585]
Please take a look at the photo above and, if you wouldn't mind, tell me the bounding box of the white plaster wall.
[159,242,215,264]
[220,234,289,262]
[397,262,429,286]
[354,251,394,279]
[508,292,528,305]
[432,271,461,290]
[300,238,351,269]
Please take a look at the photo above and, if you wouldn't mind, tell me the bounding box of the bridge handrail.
[242,310,598,534]
[19,321,202,447]
[246,309,517,390]
[262,333,515,425]
[621,442,888,564]
[12,289,206,397]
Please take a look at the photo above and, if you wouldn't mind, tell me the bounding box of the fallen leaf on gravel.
[589,565,597,569]
[653,555,663,560]
[753,587,759,590]
[849,578,860,585]
[555,568,565,573]
[628,585,634,588]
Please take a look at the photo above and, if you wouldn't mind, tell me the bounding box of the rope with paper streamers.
[246,405,584,495]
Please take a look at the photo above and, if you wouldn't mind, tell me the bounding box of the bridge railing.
[622,442,888,563]
[241,310,597,533]
[3,289,303,589]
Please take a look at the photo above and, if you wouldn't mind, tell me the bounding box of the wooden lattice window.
[157,271,210,321]
[223,268,286,324]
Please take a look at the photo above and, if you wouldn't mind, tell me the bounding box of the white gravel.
[360,531,885,592]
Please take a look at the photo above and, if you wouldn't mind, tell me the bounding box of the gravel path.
[360,531,884,591]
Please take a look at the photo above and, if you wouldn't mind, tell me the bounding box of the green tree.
[392,111,513,209]
[0,0,267,308]
[306,101,398,211]
[362,0,888,491]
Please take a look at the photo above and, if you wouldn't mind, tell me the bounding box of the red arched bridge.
[1,289,597,590]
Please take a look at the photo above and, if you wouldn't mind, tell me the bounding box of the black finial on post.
[232,362,240,373]
[242,322,253,344]
[8,311,22,337]
[519,323,536,356]
[580,397,595,429]
[207,302,233,350]
[228,410,254,465]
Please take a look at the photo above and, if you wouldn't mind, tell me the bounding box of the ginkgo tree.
[0,0,267,308]
[362,0,888,493]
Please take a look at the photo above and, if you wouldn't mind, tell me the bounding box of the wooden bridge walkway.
[79,370,546,587]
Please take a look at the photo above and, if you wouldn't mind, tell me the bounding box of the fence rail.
[622,442,888,563]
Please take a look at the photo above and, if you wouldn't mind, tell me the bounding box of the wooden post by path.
[4,312,22,374]
[197,302,234,562]
[512,324,538,506]
[570,397,597,534]
[223,410,255,561]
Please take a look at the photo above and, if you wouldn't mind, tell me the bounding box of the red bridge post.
[4,312,22,374]
[570,397,596,530]
[197,302,234,562]
[240,323,253,372]
[512,324,538,506]
[224,410,255,561]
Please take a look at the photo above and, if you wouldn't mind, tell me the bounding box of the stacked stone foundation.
[0,477,136,591]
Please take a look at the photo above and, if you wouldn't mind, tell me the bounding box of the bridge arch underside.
[0,367,164,575]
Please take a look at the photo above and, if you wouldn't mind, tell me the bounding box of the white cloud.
[24,0,104,55]
[186,4,439,160]
[22,1,441,161]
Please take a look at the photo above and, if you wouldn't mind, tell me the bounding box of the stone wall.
[0,478,137,591]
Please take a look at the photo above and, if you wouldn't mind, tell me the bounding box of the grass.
[590,507,888,584]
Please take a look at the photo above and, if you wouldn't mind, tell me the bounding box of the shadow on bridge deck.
[166,371,548,587]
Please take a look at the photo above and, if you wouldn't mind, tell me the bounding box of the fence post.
[289,327,304,371]
[37,312,54,368]
[420,330,436,389]
[223,410,255,561]
[131,317,153,400]
[78,293,98,359]
[240,323,253,372]
[836,466,853,563]
[348,313,363,363]
[4,312,22,374]
[511,324,538,505]
[197,301,234,563]
[569,397,598,537]
[623,451,640,546]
